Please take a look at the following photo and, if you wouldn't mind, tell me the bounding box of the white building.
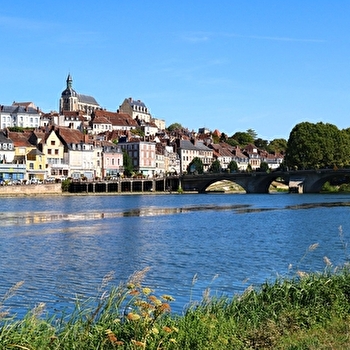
[0,103,41,129]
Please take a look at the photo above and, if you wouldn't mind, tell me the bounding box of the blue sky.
[1,1,350,141]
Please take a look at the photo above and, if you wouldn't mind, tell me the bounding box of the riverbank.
[1,267,350,349]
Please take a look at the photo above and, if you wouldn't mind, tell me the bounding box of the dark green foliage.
[225,137,239,147]
[123,151,134,177]
[285,122,350,169]
[209,160,221,173]
[267,138,287,154]
[254,138,269,150]
[187,157,204,174]
[228,160,239,172]
[61,178,71,192]
[259,161,269,172]
[167,123,183,132]
[231,131,254,147]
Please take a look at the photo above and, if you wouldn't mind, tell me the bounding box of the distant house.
[209,143,240,171]
[30,128,68,179]
[90,110,138,134]
[0,103,41,129]
[119,139,156,177]
[100,141,123,178]
[119,97,152,123]
[9,130,46,181]
[259,150,284,170]
[139,120,159,137]
[0,130,25,182]
[55,127,96,180]
[26,148,46,181]
[177,139,213,173]
[243,143,261,170]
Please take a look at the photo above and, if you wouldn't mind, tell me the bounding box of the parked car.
[30,178,42,184]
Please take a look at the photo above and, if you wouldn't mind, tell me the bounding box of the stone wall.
[0,183,62,196]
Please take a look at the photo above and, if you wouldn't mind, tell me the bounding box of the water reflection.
[1,201,349,227]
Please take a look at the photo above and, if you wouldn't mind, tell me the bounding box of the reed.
[2,255,350,348]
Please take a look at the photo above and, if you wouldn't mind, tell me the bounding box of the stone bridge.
[180,169,350,194]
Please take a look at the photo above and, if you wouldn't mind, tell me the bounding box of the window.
[48,149,52,155]
[29,163,34,169]
[51,140,55,145]
[55,149,59,155]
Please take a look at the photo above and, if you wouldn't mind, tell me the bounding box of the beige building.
[119,97,152,123]
[59,74,100,119]
[177,139,213,174]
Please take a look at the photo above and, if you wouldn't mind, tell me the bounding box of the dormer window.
[2,144,7,150]
[8,144,13,150]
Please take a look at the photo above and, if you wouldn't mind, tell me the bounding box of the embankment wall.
[0,184,62,196]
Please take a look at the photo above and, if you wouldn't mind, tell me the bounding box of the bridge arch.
[303,171,350,193]
[182,172,289,194]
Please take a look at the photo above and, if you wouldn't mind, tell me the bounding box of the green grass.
[2,262,350,348]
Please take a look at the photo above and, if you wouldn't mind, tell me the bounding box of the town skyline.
[1,1,350,141]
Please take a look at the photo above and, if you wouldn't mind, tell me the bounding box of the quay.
[69,176,181,194]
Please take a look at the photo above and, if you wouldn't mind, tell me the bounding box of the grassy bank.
[2,261,350,350]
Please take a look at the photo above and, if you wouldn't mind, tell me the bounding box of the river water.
[1,192,350,318]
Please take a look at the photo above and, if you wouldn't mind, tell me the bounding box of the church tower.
[59,74,100,117]
[60,74,78,113]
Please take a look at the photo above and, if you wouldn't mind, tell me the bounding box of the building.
[59,74,100,119]
[9,130,47,181]
[29,128,68,179]
[0,130,26,182]
[0,103,41,129]
[100,141,123,178]
[119,139,156,177]
[119,97,152,123]
[55,127,96,180]
[177,139,213,173]
[90,110,138,134]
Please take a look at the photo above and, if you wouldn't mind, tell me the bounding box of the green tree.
[285,122,350,170]
[123,151,134,177]
[130,128,145,137]
[187,157,204,174]
[231,131,254,147]
[228,160,238,172]
[259,161,269,172]
[209,159,221,173]
[212,134,220,144]
[254,138,269,150]
[219,132,228,142]
[267,138,287,154]
[246,128,258,140]
[225,137,239,147]
[167,123,183,132]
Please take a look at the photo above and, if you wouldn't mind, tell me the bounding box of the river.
[1,192,350,318]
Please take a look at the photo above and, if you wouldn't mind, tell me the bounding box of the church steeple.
[66,73,73,89]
